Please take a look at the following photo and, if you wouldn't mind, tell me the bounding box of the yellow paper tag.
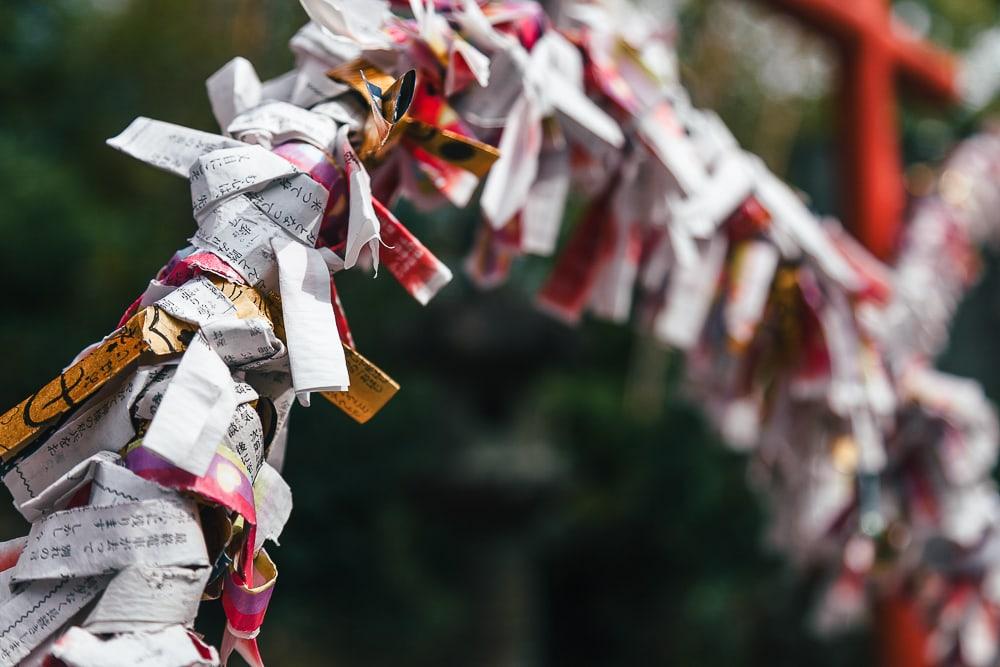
[0,317,147,459]
[0,279,267,460]
[402,118,500,179]
[321,347,400,424]
[141,306,197,355]
[208,277,278,326]
[1,278,397,460]
[141,278,280,356]
[328,60,397,96]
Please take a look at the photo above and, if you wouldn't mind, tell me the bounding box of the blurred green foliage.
[1,1,998,665]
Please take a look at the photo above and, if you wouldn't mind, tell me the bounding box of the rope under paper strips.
[1,0,1000,664]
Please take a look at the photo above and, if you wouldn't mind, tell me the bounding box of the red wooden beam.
[761,0,958,260]
[877,593,931,667]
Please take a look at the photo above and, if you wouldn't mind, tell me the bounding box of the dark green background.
[1,1,998,664]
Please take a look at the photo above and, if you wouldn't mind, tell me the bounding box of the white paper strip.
[480,92,543,228]
[201,316,286,370]
[223,403,265,481]
[637,106,708,197]
[752,165,861,291]
[190,146,297,218]
[288,22,363,69]
[82,565,210,634]
[653,235,728,349]
[11,499,208,583]
[206,57,263,130]
[228,101,340,152]
[154,276,236,327]
[53,625,218,667]
[0,576,110,665]
[88,459,179,507]
[16,452,121,522]
[446,38,491,96]
[138,279,177,308]
[289,58,351,107]
[670,150,754,239]
[298,0,393,49]
[337,126,382,270]
[530,33,624,150]
[253,463,293,553]
[4,370,147,511]
[107,118,241,178]
[246,174,328,247]
[142,336,238,477]
[130,366,177,422]
[521,137,570,256]
[191,195,281,287]
[724,240,780,346]
[272,236,349,403]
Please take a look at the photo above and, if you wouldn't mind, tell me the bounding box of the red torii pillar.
[758,1,958,665]
[762,0,958,261]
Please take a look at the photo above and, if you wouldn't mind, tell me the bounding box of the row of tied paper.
[3,0,1000,665]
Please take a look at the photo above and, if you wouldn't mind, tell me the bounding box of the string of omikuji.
[1,1,999,665]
